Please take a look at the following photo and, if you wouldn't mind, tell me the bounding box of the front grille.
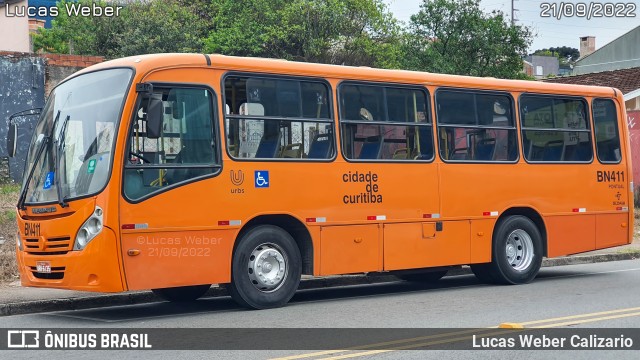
[24,236,72,255]
[29,266,65,280]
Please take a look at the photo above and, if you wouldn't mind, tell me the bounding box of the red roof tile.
[542,67,640,94]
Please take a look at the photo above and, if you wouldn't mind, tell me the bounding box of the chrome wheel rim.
[247,243,287,292]
[505,229,534,271]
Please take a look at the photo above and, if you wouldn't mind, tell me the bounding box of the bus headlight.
[16,230,23,251]
[74,206,104,250]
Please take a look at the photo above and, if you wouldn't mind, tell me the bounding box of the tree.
[204,0,402,68]
[33,0,208,58]
[34,0,401,68]
[532,46,580,64]
[403,0,533,79]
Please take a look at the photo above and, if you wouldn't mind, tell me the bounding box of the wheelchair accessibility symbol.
[43,171,54,190]
[254,171,269,188]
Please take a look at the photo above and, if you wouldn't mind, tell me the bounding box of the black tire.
[229,225,302,309]
[152,284,211,302]
[400,270,448,282]
[470,263,496,284]
[486,215,543,285]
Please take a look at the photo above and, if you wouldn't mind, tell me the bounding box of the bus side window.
[340,84,432,161]
[224,75,333,160]
[593,99,622,163]
[436,90,516,162]
[520,95,592,163]
[124,87,218,200]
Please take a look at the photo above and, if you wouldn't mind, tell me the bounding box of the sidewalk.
[1,238,639,316]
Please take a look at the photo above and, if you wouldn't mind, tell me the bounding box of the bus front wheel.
[229,225,302,309]
[474,215,543,285]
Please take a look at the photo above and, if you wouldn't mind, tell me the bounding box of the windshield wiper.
[54,115,71,208]
[17,110,60,211]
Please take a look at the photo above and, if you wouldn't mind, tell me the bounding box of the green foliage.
[33,0,208,58]
[32,0,536,77]
[0,210,15,225]
[403,0,533,79]
[204,0,402,68]
[0,184,20,195]
[532,46,580,64]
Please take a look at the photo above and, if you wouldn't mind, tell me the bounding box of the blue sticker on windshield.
[43,172,54,190]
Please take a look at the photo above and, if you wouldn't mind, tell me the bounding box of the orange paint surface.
[15,54,633,292]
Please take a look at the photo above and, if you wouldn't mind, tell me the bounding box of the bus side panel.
[596,213,630,249]
[121,229,234,290]
[383,221,470,270]
[319,225,379,275]
[546,215,596,257]
[469,219,494,264]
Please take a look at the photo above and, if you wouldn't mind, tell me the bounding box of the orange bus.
[8,54,633,309]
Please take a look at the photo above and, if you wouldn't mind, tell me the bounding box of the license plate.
[36,261,51,274]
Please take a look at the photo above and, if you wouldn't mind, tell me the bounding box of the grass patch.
[617,247,640,255]
[0,183,20,195]
[0,241,18,284]
[0,183,19,284]
[0,209,16,224]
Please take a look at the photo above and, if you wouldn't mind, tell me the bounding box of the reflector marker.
[367,215,386,221]
[422,213,441,219]
[121,223,148,230]
[482,211,499,217]
[306,217,327,223]
[572,208,587,213]
[616,206,629,211]
[218,220,242,226]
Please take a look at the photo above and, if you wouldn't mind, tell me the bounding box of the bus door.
[119,83,228,290]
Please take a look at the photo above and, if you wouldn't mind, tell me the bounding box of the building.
[0,0,30,52]
[573,27,640,75]
[578,36,596,59]
[524,55,560,79]
[28,0,57,28]
[545,67,640,110]
[544,29,640,194]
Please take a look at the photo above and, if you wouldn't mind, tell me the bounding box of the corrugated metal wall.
[0,55,46,183]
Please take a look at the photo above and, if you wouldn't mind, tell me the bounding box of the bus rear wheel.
[229,225,302,310]
[152,284,211,302]
[479,215,543,285]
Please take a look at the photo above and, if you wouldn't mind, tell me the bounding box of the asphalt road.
[2,259,640,359]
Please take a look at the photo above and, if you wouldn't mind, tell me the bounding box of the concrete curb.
[1,251,638,317]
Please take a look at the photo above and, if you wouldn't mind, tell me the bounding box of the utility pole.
[511,0,518,26]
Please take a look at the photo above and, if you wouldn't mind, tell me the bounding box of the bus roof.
[73,53,619,98]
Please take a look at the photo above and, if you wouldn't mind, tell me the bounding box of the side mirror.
[146,94,163,139]
[7,120,17,157]
[6,107,41,158]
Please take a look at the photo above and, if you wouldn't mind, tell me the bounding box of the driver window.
[124,87,218,200]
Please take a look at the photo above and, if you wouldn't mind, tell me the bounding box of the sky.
[386,0,640,53]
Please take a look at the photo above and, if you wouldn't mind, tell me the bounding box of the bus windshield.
[21,68,132,206]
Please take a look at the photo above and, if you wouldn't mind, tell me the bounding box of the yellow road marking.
[270,350,349,360]
[273,306,640,360]
[519,306,640,326]
[318,329,517,359]
[268,328,498,360]
[532,311,640,328]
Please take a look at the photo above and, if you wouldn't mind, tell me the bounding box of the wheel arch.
[234,214,314,275]
[497,207,548,257]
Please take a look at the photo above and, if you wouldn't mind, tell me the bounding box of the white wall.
[0,1,30,52]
